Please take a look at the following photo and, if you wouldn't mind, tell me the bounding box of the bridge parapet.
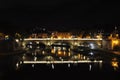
[24,38,102,41]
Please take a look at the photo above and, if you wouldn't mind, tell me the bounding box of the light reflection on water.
[111,58,119,71]
[14,60,120,72]
[13,44,120,72]
[89,64,92,71]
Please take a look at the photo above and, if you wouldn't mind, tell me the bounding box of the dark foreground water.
[1,64,120,80]
[0,51,120,80]
[0,59,120,80]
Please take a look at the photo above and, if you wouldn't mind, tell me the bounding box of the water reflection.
[89,64,92,71]
[111,58,119,71]
[68,63,70,67]
[32,64,34,68]
[16,62,19,70]
[51,64,54,69]
[99,62,103,70]
[13,41,120,72]
[51,46,71,57]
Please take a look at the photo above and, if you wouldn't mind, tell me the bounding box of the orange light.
[58,36,62,39]
[58,50,62,55]
[51,49,55,53]
[112,40,119,45]
[112,61,118,68]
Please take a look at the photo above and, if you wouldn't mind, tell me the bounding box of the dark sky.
[0,0,120,33]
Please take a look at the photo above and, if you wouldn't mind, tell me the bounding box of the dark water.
[0,58,120,80]
[1,64,120,80]
[0,51,120,80]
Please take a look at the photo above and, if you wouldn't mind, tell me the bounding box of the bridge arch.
[25,41,46,49]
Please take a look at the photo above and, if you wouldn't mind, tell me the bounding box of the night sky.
[0,0,120,33]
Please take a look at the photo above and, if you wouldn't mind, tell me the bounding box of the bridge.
[22,38,103,49]
[15,38,118,70]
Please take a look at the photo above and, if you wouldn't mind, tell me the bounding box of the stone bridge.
[22,38,103,49]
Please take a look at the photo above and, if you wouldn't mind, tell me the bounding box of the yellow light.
[63,51,66,55]
[22,42,26,48]
[74,42,78,45]
[83,56,86,60]
[42,51,45,54]
[74,55,78,59]
[98,43,101,46]
[36,41,39,44]
[58,50,62,55]
[58,36,62,39]
[112,40,119,45]
[112,61,118,68]
[47,42,51,45]
[5,35,9,38]
[112,40,119,49]
[68,52,71,56]
[68,49,70,51]
[96,35,100,39]
[51,49,55,53]
[116,34,119,37]
[78,54,80,59]
[15,39,19,42]
[68,36,72,39]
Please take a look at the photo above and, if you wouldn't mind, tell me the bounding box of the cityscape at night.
[0,26,120,79]
[1,0,120,80]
